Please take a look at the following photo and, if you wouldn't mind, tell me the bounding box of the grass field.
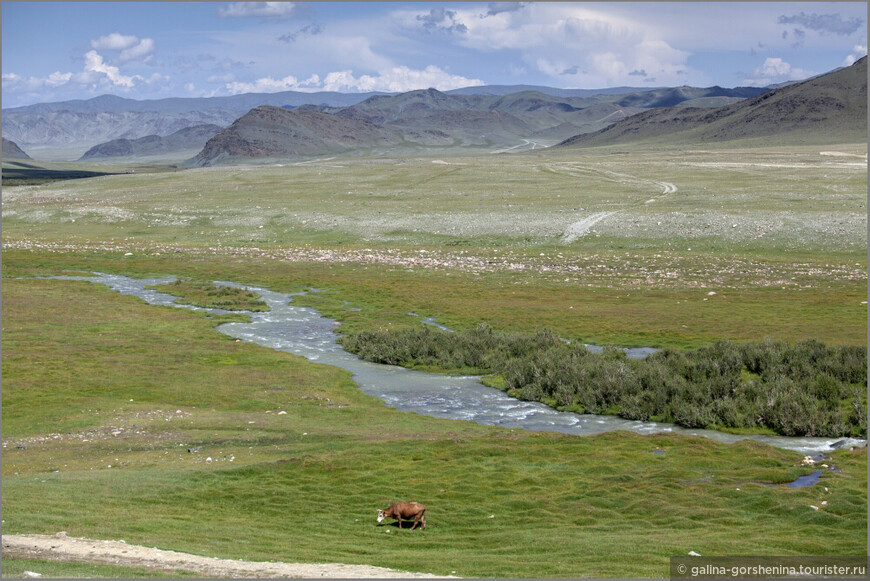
[2,277,866,578]
[2,143,866,577]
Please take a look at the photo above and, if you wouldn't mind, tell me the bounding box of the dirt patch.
[3,534,455,578]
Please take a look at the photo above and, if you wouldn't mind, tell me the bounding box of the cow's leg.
[421,511,426,529]
[396,515,402,529]
[410,515,419,530]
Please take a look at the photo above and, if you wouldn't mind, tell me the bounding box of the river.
[43,272,866,454]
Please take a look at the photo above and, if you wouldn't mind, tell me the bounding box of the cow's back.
[390,501,425,517]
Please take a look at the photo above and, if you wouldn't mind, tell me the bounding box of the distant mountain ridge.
[2,82,771,160]
[79,124,222,160]
[558,57,868,148]
[188,83,776,165]
[189,107,410,165]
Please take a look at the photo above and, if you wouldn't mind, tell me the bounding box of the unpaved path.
[2,534,455,578]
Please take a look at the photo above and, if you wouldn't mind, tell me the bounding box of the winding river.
[45,272,866,454]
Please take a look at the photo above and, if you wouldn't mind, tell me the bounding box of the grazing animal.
[377,501,427,530]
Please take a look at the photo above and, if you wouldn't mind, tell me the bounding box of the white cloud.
[91,33,140,51]
[318,66,483,93]
[222,66,483,95]
[224,74,320,94]
[83,50,141,88]
[120,38,155,63]
[743,57,815,86]
[843,45,868,65]
[395,3,691,87]
[45,71,73,87]
[90,33,155,63]
[218,2,297,19]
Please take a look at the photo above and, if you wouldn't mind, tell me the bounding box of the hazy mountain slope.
[445,84,660,97]
[612,86,767,108]
[558,57,867,148]
[79,124,223,160]
[2,91,390,115]
[1,109,240,152]
[189,106,411,165]
[2,137,31,159]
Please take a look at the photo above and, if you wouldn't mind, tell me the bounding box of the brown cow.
[377,501,426,530]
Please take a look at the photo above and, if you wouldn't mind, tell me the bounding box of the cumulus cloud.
[418,3,691,87]
[90,33,155,63]
[218,2,297,19]
[778,12,864,36]
[45,71,73,87]
[91,33,140,51]
[320,66,483,92]
[743,56,815,85]
[224,65,483,94]
[224,74,320,94]
[83,50,141,88]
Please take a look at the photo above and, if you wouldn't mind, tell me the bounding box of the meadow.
[2,142,867,577]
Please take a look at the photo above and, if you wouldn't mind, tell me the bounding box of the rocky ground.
[3,238,864,291]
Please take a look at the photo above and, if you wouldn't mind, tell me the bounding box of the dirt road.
[3,534,454,578]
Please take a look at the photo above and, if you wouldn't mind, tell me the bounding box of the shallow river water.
[46,273,866,454]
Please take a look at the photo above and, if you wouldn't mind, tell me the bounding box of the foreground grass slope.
[2,277,866,578]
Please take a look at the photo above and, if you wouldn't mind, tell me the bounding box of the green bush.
[341,326,866,438]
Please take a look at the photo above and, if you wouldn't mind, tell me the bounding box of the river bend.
[43,273,866,454]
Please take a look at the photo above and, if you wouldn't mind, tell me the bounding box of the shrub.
[341,326,866,437]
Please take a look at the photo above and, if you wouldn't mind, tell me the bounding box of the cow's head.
[377,509,386,523]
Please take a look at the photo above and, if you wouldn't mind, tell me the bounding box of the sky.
[2,2,867,107]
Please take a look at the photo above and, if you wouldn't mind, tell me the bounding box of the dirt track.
[2,534,454,578]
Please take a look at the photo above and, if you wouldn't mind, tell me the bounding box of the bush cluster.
[341,325,866,438]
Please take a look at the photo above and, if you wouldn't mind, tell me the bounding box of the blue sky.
[2,2,867,107]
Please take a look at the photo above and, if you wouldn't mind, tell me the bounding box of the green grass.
[2,142,866,576]
[147,278,269,311]
[2,276,866,578]
[3,248,865,349]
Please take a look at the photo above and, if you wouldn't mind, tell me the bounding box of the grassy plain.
[2,278,867,578]
[2,143,867,577]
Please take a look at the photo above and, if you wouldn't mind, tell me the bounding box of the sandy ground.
[2,534,455,578]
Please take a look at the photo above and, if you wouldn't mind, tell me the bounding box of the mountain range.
[188,84,780,166]
[3,84,768,161]
[79,124,222,161]
[559,56,867,148]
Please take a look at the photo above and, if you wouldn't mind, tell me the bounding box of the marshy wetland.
[2,144,867,577]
